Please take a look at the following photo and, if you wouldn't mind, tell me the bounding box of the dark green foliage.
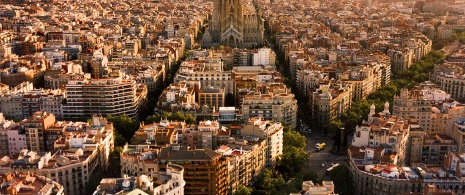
[252,127,318,194]
[145,112,197,124]
[106,114,140,145]
[253,169,320,195]
[329,165,354,195]
[283,130,306,148]
[277,129,308,177]
[452,29,465,44]
[340,51,445,132]
[85,172,105,195]
[235,185,252,195]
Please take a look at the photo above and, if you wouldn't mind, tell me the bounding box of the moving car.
[315,143,326,151]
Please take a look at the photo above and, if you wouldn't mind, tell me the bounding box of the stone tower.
[205,0,264,48]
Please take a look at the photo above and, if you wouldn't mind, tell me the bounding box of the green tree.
[113,132,127,147]
[106,114,140,144]
[277,130,308,177]
[330,165,354,195]
[283,130,306,148]
[255,169,286,194]
[278,146,308,177]
[145,112,197,124]
[235,185,252,195]
[327,120,342,135]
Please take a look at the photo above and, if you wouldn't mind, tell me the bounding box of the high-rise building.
[203,0,264,48]
[121,145,229,195]
[241,118,283,167]
[63,77,147,120]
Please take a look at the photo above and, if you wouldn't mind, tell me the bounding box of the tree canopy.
[235,185,252,195]
[145,111,197,124]
[329,165,354,195]
[106,114,140,147]
[340,51,445,133]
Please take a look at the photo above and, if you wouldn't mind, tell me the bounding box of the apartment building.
[296,69,329,98]
[0,114,14,156]
[39,89,66,119]
[131,119,180,145]
[438,26,453,39]
[216,137,267,194]
[174,60,234,95]
[339,65,378,101]
[198,85,225,108]
[0,172,64,195]
[431,63,465,100]
[252,47,276,66]
[309,81,352,126]
[241,92,297,128]
[0,67,35,87]
[7,125,26,156]
[157,81,198,108]
[393,88,433,132]
[63,77,147,120]
[132,68,164,93]
[22,115,113,195]
[121,145,229,195]
[159,146,228,195]
[241,118,283,167]
[348,146,464,195]
[388,48,414,73]
[448,46,465,66]
[22,111,56,152]
[44,71,91,90]
[422,133,457,165]
[197,120,220,150]
[290,181,337,195]
[446,118,465,154]
[95,164,185,195]
[393,85,462,133]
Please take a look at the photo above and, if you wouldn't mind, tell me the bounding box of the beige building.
[157,81,198,108]
[241,118,283,167]
[121,145,229,195]
[339,65,378,101]
[94,164,185,195]
[22,111,56,152]
[393,88,432,132]
[0,115,114,195]
[63,77,147,120]
[174,60,234,95]
[131,120,180,145]
[199,85,225,109]
[431,63,465,100]
[216,137,267,194]
[197,120,220,149]
[290,181,337,195]
[310,81,352,126]
[0,172,64,195]
[388,48,414,72]
[393,85,460,133]
[438,26,453,39]
[422,133,457,165]
[241,92,297,128]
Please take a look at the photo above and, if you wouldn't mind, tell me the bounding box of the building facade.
[63,77,147,120]
[204,0,264,48]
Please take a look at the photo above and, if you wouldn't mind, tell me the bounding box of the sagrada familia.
[202,0,264,48]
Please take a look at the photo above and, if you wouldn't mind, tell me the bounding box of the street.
[443,40,461,56]
[303,131,347,180]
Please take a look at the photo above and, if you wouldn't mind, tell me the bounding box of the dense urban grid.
[0,0,464,195]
